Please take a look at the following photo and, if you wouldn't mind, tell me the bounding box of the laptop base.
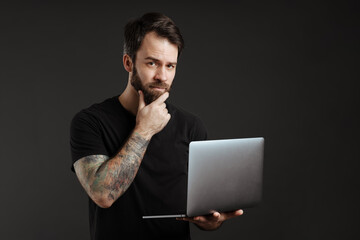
[142,214,186,219]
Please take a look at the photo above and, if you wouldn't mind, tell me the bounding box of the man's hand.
[135,90,171,139]
[177,209,244,231]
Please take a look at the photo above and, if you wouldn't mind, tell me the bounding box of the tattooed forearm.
[74,131,150,208]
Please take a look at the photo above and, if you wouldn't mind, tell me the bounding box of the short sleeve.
[70,111,109,171]
[190,116,208,141]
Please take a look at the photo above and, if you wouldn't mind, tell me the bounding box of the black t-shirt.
[70,96,207,240]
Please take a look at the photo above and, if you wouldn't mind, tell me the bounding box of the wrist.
[134,126,154,140]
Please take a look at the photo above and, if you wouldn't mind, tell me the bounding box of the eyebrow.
[144,57,177,65]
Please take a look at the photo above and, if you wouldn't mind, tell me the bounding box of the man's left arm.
[177,209,244,231]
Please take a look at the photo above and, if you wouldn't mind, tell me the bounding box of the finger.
[138,90,145,110]
[152,92,169,105]
[212,212,221,220]
[176,217,193,222]
[177,216,206,223]
[195,216,208,222]
[221,209,244,220]
[160,102,166,110]
[161,114,171,128]
[195,212,220,222]
[192,215,211,223]
[163,107,168,115]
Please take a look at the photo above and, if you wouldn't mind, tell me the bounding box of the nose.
[155,66,167,82]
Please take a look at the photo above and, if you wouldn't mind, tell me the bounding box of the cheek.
[138,69,153,82]
[168,71,176,83]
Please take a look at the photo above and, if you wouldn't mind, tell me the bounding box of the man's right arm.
[73,91,171,208]
[73,130,150,208]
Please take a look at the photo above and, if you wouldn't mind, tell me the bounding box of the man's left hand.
[176,209,244,231]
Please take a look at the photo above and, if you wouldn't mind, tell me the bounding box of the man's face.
[130,31,178,105]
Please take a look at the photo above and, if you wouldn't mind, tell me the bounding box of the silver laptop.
[143,137,264,219]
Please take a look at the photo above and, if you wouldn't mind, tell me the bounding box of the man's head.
[123,13,184,105]
[123,12,184,63]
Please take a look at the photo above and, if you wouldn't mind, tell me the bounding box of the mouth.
[150,86,166,92]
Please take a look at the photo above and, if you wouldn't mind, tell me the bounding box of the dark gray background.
[1,1,359,239]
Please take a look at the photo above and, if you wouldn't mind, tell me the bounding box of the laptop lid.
[143,137,264,219]
[186,137,264,217]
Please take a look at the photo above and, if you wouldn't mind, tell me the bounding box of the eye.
[167,64,175,69]
[147,62,156,66]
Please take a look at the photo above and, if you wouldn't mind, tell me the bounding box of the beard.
[130,66,171,105]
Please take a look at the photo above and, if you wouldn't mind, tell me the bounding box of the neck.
[119,80,139,116]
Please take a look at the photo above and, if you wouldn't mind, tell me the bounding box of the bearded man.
[70,12,243,240]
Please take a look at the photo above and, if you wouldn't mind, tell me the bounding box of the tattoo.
[74,132,150,205]
[75,155,109,194]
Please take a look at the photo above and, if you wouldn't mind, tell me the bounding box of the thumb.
[138,90,145,110]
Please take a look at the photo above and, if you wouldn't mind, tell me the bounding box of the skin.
[177,210,244,231]
[74,31,243,230]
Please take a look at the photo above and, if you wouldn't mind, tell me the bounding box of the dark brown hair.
[123,12,184,62]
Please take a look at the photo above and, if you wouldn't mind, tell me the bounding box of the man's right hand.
[135,90,171,139]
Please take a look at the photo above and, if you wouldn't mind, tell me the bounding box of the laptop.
[143,137,264,219]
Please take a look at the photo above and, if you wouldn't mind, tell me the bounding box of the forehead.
[136,31,178,63]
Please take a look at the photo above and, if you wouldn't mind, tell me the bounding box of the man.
[70,12,243,239]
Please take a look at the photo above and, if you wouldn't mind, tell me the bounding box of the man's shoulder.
[71,96,121,124]
[84,96,119,113]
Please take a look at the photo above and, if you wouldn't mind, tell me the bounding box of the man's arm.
[74,91,171,208]
[73,131,150,208]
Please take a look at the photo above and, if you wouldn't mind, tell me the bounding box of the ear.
[123,54,133,73]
